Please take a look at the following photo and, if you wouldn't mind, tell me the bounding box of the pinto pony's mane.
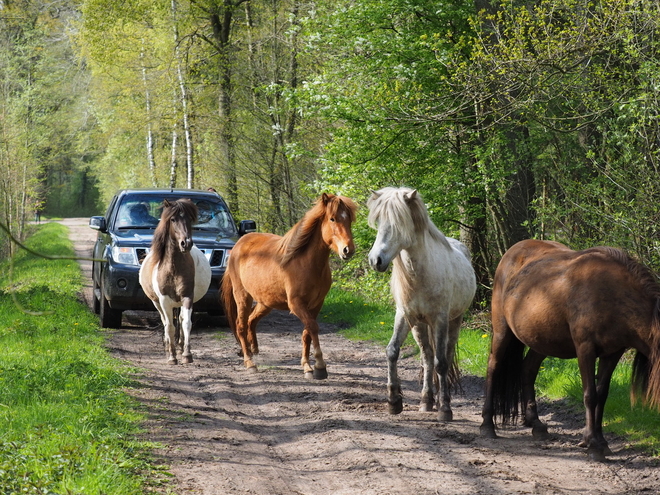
[277,193,357,266]
[585,246,660,408]
[367,187,449,249]
[151,199,198,266]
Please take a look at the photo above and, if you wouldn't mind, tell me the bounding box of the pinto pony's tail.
[220,271,238,342]
[491,335,525,426]
[632,299,660,410]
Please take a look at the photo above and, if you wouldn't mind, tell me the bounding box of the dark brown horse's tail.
[492,335,525,426]
[220,271,238,341]
[633,299,660,409]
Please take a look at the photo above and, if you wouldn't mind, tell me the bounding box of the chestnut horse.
[481,239,660,461]
[367,187,476,421]
[139,199,211,364]
[221,193,357,379]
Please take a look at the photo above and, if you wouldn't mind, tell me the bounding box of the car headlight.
[111,246,138,265]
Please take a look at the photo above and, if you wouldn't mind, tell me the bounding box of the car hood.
[111,229,237,248]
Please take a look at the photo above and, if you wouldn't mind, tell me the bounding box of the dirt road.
[63,218,660,494]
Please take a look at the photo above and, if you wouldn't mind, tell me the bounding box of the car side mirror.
[238,220,256,236]
[89,216,107,232]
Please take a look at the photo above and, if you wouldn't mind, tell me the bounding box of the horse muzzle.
[339,243,355,260]
[368,252,390,272]
[179,238,193,252]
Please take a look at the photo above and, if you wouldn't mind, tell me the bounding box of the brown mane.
[151,199,198,266]
[585,246,660,408]
[277,194,357,266]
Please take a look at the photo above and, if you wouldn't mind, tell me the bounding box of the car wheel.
[99,277,122,328]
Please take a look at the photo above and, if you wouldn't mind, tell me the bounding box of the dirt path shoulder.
[62,218,660,495]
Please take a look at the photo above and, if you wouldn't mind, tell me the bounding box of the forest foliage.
[2,0,660,302]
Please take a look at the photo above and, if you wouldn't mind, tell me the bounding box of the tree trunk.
[141,44,157,187]
[211,3,239,214]
[172,0,194,189]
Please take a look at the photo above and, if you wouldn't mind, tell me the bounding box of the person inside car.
[130,203,158,226]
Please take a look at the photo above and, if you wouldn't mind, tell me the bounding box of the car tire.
[99,276,122,328]
[92,262,101,315]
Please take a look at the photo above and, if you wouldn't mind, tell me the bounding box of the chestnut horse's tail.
[632,299,660,410]
[492,335,525,426]
[220,271,238,341]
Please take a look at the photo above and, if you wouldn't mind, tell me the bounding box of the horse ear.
[321,192,330,204]
[370,190,381,200]
[163,199,171,208]
[404,189,418,202]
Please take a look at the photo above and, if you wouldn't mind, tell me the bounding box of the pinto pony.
[221,193,357,379]
[139,199,211,364]
[367,187,476,421]
[480,239,660,461]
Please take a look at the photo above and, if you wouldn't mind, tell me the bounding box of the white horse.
[367,187,476,421]
[139,199,211,364]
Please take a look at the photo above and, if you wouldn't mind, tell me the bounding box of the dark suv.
[88,189,256,328]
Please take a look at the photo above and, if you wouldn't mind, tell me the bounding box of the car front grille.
[210,249,225,267]
[136,248,148,265]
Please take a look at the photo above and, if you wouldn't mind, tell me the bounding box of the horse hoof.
[313,367,328,380]
[587,448,607,462]
[388,399,403,415]
[438,410,453,422]
[247,365,258,374]
[532,425,549,440]
[182,354,193,364]
[304,371,314,380]
[419,401,434,412]
[480,424,497,439]
[167,358,178,365]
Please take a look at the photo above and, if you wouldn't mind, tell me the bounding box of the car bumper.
[102,261,225,313]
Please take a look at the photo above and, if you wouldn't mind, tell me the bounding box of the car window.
[194,199,236,235]
[116,199,161,229]
[113,194,236,235]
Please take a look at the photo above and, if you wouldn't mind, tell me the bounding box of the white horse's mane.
[367,187,450,249]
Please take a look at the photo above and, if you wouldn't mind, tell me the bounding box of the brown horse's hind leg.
[521,349,548,439]
[235,293,257,372]
[246,302,271,355]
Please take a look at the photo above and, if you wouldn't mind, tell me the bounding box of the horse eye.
[330,217,336,222]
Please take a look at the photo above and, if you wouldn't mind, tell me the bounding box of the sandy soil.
[62,218,660,495]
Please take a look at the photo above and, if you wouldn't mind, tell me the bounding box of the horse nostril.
[343,246,350,255]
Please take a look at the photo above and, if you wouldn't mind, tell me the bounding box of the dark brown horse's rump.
[482,239,660,461]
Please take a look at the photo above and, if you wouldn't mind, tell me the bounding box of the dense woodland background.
[2,0,660,303]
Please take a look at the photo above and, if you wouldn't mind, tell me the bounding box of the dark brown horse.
[139,199,211,364]
[480,239,660,461]
[221,193,357,379]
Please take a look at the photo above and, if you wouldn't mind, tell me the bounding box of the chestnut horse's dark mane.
[151,199,198,266]
[277,194,357,266]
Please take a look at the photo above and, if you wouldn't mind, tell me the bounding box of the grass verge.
[322,287,660,456]
[0,223,161,494]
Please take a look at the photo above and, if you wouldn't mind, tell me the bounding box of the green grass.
[322,287,660,456]
[0,223,161,494]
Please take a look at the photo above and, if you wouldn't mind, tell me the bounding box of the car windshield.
[115,196,236,236]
